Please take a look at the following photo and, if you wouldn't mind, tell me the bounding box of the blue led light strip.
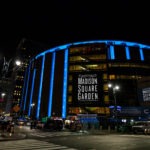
[48,52,56,117]
[23,63,31,111]
[28,68,36,117]
[36,40,150,59]
[140,48,144,61]
[36,55,45,119]
[110,45,115,59]
[125,46,130,60]
[62,48,68,118]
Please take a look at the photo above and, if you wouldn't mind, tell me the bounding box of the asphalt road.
[44,134,150,150]
[1,125,150,150]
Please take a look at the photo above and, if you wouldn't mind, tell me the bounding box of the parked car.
[0,120,14,133]
[70,120,82,131]
[119,124,133,133]
[44,118,63,131]
[132,121,150,134]
[26,121,31,126]
[36,121,44,129]
[0,120,9,131]
[144,126,150,134]
[16,118,29,126]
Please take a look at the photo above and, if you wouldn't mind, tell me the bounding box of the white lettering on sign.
[77,74,99,101]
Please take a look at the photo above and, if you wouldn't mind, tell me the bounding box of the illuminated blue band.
[62,48,68,118]
[48,52,56,117]
[36,55,45,119]
[28,68,36,116]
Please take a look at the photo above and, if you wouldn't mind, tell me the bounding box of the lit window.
[109,75,116,80]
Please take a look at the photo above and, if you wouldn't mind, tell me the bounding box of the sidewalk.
[0,132,26,141]
[0,126,27,141]
[0,126,119,141]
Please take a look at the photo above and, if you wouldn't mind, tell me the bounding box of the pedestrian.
[1,121,5,134]
[30,120,33,130]
[10,121,14,133]
[6,121,11,133]
[33,120,37,129]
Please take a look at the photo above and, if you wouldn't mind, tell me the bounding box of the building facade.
[0,57,23,116]
[12,38,49,117]
[20,40,150,121]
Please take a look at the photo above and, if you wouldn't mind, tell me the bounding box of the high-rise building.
[11,38,49,116]
[0,57,22,115]
[0,78,12,114]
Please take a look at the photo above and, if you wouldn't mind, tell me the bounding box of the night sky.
[0,0,150,60]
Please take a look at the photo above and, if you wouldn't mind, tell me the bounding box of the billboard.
[72,72,102,106]
[110,107,150,117]
[142,87,150,102]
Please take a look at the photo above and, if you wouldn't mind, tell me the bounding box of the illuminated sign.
[142,87,150,101]
[110,107,150,117]
[77,74,98,101]
[72,73,101,104]
[110,107,142,116]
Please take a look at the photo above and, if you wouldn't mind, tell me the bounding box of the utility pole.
[108,83,120,131]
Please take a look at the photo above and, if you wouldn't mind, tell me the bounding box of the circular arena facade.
[20,40,150,121]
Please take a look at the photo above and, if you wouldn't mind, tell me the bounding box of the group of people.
[1,120,14,134]
[30,120,37,129]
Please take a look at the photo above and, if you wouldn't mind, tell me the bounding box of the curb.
[0,133,27,141]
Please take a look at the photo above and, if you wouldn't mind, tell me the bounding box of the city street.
[0,1,150,150]
[1,125,150,149]
[47,133,150,150]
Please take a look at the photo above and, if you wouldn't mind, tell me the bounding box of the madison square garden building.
[20,40,150,122]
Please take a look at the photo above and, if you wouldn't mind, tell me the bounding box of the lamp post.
[30,103,35,119]
[108,83,120,130]
[0,92,6,114]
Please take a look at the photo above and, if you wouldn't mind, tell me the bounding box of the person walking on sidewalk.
[6,121,14,134]
[30,120,34,130]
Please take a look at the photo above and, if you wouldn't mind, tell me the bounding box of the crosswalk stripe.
[0,139,78,150]
[30,133,46,137]
[30,131,73,138]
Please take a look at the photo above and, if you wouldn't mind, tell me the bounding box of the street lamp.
[1,57,22,78]
[30,103,35,119]
[1,92,6,98]
[31,103,35,107]
[0,57,22,115]
[0,92,6,114]
[15,60,21,66]
[108,83,120,130]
